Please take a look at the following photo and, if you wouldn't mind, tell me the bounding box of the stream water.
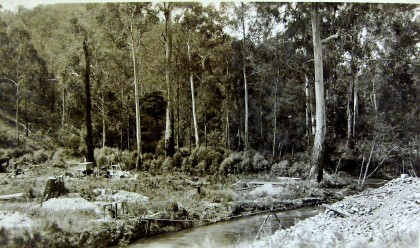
[130,179,387,248]
[130,206,324,248]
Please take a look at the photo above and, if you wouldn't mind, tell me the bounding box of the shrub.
[155,139,165,156]
[4,148,33,158]
[238,150,257,173]
[173,151,183,168]
[271,160,290,176]
[181,157,191,174]
[56,129,81,156]
[121,150,136,170]
[289,161,311,179]
[52,148,67,162]
[94,147,122,167]
[33,150,50,164]
[16,153,33,165]
[219,152,242,174]
[179,147,190,157]
[162,157,174,172]
[149,156,164,174]
[252,152,269,172]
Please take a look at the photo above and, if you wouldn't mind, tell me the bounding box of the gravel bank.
[254,177,420,248]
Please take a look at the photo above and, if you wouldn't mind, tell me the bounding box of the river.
[130,206,324,248]
[130,178,387,247]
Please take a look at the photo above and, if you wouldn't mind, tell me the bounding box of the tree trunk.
[61,77,66,129]
[16,82,19,146]
[42,177,67,204]
[176,48,180,150]
[83,38,95,165]
[311,3,326,183]
[353,74,358,137]
[187,39,199,149]
[372,79,377,113]
[305,74,311,143]
[225,61,230,150]
[347,72,355,150]
[102,96,106,149]
[24,97,28,137]
[131,28,142,171]
[272,81,278,160]
[241,2,249,151]
[164,3,175,157]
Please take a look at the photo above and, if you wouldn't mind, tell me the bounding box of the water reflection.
[130,206,324,248]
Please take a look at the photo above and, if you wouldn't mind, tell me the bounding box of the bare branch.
[1,77,18,86]
[71,70,80,77]
[322,29,340,43]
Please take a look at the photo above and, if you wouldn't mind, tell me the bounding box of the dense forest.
[0,2,419,181]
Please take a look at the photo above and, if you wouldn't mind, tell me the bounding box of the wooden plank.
[0,193,26,201]
[248,181,289,186]
[322,204,350,216]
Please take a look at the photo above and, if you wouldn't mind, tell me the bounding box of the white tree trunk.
[311,3,326,183]
[16,82,19,146]
[272,81,278,159]
[130,29,142,170]
[62,86,65,129]
[353,73,358,137]
[102,96,106,149]
[187,40,199,148]
[305,75,311,140]
[164,3,175,157]
[372,80,378,112]
[241,2,249,150]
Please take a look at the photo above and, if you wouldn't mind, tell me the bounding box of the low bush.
[253,152,269,172]
[170,147,227,175]
[16,153,33,165]
[289,161,311,179]
[94,147,122,167]
[4,148,33,159]
[219,150,269,174]
[33,150,50,164]
[271,160,290,176]
[56,129,81,156]
[121,150,136,170]
[219,152,242,174]
[52,148,67,162]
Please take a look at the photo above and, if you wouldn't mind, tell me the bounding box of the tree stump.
[42,176,67,204]
[0,157,10,173]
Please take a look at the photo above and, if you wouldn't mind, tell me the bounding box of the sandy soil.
[41,197,102,214]
[253,177,420,248]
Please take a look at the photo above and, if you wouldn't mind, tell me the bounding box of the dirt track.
[254,177,420,248]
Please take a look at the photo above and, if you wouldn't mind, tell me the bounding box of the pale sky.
[0,0,218,11]
[1,0,418,12]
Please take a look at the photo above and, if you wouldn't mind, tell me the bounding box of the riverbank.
[253,177,420,248]
[0,162,362,247]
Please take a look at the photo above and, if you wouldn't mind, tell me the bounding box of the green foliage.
[16,153,33,165]
[271,160,290,176]
[289,161,311,179]
[33,149,50,164]
[4,148,33,159]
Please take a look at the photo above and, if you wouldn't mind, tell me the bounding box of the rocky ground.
[253,177,420,248]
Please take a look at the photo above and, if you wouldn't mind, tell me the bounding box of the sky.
[1,0,418,12]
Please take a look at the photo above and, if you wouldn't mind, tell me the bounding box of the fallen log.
[0,192,27,201]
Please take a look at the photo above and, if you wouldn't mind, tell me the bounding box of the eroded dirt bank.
[253,177,420,248]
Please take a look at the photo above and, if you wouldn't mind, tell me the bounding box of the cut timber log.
[0,193,27,201]
[322,204,350,217]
